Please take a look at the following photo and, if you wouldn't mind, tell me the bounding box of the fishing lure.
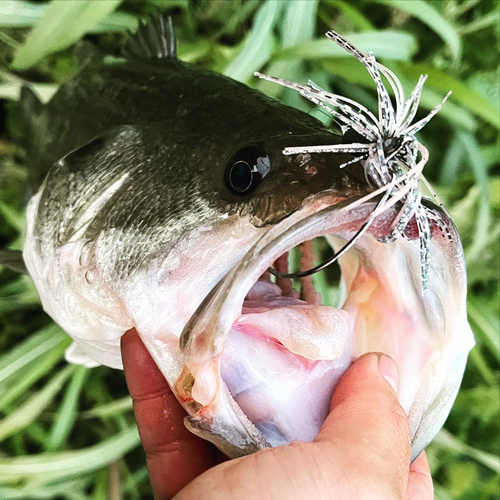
[257,29,452,292]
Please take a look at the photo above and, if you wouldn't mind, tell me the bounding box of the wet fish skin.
[23,24,365,373]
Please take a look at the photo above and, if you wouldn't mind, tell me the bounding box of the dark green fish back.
[21,14,179,191]
[21,14,332,192]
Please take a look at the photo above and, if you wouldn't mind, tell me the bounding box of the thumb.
[315,352,411,499]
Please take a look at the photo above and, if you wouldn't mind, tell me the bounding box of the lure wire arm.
[268,185,395,279]
[268,221,371,279]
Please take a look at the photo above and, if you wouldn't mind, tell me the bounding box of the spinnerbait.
[257,29,453,292]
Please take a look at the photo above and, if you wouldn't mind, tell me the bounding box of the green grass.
[0,1,498,498]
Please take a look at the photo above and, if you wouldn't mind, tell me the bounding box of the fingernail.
[378,354,399,394]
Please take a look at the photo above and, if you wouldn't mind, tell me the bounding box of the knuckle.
[132,387,172,402]
[145,438,183,459]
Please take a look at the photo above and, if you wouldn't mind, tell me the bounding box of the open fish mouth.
[175,194,473,459]
[171,28,473,456]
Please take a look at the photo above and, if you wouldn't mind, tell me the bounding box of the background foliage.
[0,1,498,499]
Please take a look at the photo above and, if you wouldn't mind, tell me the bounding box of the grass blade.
[282,0,318,49]
[0,366,74,442]
[458,9,500,35]
[79,397,133,420]
[47,365,90,452]
[399,63,499,129]
[0,324,66,383]
[0,336,70,410]
[11,0,123,70]
[439,133,464,184]
[0,275,40,314]
[372,0,461,61]
[0,0,136,32]
[0,477,90,499]
[275,30,418,62]
[458,131,491,261]
[223,0,283,82]
[0,1,46,27]
[0,427,140,483]
[468,347,496,386]
[325,1,374,31]
[434,429,500,473]
[87,10,137,33]
[0,78,58,103]
[256,1,317,106]
[467,298,500,362]
[107,461,121,500]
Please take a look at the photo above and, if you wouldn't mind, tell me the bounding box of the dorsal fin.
[123,14,177,60]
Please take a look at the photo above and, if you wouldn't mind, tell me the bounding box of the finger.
[406,452,433,500]
[121,329,216,499]
[315,352,411,499]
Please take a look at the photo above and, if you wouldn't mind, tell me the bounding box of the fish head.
[22,93,362,373]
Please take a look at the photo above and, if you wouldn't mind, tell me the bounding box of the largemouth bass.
[18,16,473,459]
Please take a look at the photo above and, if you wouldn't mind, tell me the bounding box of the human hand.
[121,329,433,499]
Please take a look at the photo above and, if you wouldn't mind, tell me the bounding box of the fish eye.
[229,161,253,192]
[225,146,271,195]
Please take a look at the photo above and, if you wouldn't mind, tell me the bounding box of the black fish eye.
[229,160,253,192]
[225,146,271,195]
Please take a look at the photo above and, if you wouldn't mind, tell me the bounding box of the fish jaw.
[175,199,474,458]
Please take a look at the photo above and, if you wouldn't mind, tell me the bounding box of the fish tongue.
[239,280,351,361]
[241,235,350,362]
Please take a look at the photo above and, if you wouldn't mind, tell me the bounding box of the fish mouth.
[175,194,473,458]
